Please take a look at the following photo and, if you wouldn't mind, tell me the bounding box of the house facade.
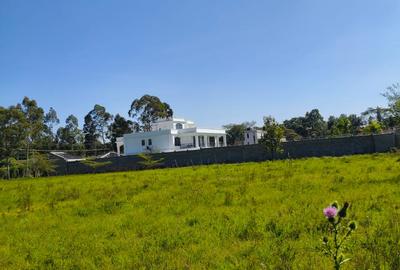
[244,128,287,145]
[116,118,227,155]
[244,128,265,145]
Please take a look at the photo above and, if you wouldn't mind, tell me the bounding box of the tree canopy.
[259,116,284,160]
[223,121,256,146]
[382,83,400,127]
[83,104,113,149]
[128,95,173,132]
[108,114,133,151]
[56,115,83,150]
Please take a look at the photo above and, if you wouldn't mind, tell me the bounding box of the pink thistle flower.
[323,207,338,219]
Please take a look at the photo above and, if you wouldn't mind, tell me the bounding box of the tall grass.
[0,153,399,269]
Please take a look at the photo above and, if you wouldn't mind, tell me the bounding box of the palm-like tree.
[361,106,390,123]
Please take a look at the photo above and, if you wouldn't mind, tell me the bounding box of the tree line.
[224,83,400,146]
[0,95,173,178]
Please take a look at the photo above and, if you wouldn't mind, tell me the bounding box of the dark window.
[247,133,249,139]
[141,140,145,146]
[219,136,224,145]
[174,137,181,146]
[253,135,256,143]
[148,139,152,146]
[193,136,196,147]
[209,136,216,147]
[176,123,183,129]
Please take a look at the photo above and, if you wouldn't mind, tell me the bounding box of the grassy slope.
[0,154,399,269]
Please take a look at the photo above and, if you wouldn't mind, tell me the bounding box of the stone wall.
[395,130,400,148]
[53,133,397,176]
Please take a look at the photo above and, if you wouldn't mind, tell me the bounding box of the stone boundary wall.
[395,130,400,148]
[53,133,397,176]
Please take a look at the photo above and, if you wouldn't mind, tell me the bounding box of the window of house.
[176,123,183,129]
[253,135,256,143]
[148,139,152,146]
[209,136,216,147]
[247,133,250,139]
[141,139,145,146]
[219,136,224,146]
[174,137,181,146]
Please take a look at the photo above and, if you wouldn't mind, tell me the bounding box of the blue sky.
[1,0,399,128]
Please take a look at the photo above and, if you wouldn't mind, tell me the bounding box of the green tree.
[363,120,383,134]
[128,95,173,132]
[44,107,60,135]
[0,106,28,179]
[40,107,60,149]
[223,121,256,146]
[29,152,55,177]
[361,106,389,125]
[18,97,48,176]
[137,153,164,169]
[382,83,400,127]
[83,114,98,150]
[335,115,351,135]
[18,97,46,148]
[1,98,57,178]
[347,114,363,135]
[0,158,25,179]
[284,128,301,141]
[284,109,326,138]
[80,158,112,173]
[259,116,284,160]
[328,114,363,136]
[327,116,339,136]
[283,117,306,138]
[83,105,113,149]
[56,115,83,150]
[108,114,133,151]
[303,109,327,138]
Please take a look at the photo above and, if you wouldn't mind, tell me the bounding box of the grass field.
[0,153,399,269]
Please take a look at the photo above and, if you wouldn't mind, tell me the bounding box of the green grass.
[0,153,399,269]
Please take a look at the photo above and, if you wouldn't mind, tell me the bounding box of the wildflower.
[321,201,357,270]
[323,206,338,219]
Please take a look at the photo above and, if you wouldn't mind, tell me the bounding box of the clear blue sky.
[1,0,399,128]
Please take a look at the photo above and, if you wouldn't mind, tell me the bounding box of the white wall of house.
[151,118,195,131]
[243,129,286,145]
[244,129,265,145]
[121,119,227,155]
[124,130,173,155]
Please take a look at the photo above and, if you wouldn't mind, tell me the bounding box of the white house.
[244,128,265,145]
[244,128,287,145]
[116,118,227,155]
